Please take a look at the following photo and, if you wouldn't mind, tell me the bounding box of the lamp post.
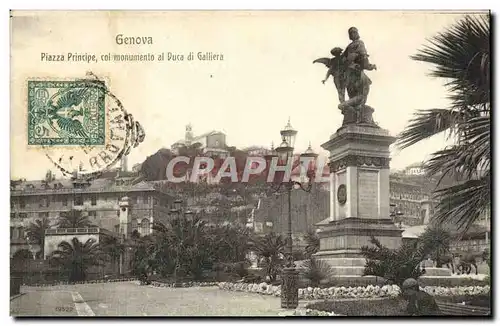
[268,119,318,309]
[169,199,194,282]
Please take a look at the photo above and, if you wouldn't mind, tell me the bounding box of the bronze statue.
[313,47,346,104]
[314,27,378,126]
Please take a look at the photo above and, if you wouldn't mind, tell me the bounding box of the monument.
[312,27,403,276]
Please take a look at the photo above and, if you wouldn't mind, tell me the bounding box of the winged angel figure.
[313,47,346,104]
[45,88,92,139]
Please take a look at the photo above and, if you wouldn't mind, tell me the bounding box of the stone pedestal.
[314,124,403,276]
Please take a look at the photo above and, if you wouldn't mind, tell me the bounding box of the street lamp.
[269,119,318,309]
[169,199,195,282]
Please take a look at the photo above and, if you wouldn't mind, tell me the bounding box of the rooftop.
[10,177,171,197]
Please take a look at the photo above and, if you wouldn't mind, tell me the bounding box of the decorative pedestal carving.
[314,124,403,276]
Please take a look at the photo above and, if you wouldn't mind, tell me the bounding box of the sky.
[10,10,488,180]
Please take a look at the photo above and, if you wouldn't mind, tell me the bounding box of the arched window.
[131,219,138,232]
[140,218,150,235]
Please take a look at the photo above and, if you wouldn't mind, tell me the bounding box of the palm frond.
[432,172,490,234]
[396,109,462,150]
[411,15,490,109]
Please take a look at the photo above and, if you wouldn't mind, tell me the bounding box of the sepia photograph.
[8,9,491,317]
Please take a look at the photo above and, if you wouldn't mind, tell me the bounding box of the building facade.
[171,124,229,158]
[10,175,175,258]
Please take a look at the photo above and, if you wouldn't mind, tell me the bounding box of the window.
[130,196,137,204]
[17,227,24,239]
[39,212,49,218]
[91,195,97,206]
[10,213,15,219]
[153,197,158,205]
[62,196,68,206]
[10,200,14,209]
[39,196,46,207]
[46,196,50,207]
[19,198,25,209]
[10,227,14,239]
[114,225,120,233]
[74,195,83,205]
[19,213,27,219]
[140,218,150,235]
[131,219,138,231]
[117,210,120,217]
[143,196,150,204]
[89,211,97,218]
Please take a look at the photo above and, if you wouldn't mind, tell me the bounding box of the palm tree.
[26,217,53,259]
[419,226,452,267]
[397,15,490,232]
[57,209,93,228]
[250,232,285,282]
[100,234,125,274]
[49,238,105,282]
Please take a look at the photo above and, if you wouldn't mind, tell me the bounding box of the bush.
[362,236,428,287]
[302,258,334,287]
[307,298,408,316]
[242,274,263,283]
[292,251,307,261]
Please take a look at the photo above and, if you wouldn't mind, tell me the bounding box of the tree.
[419,226,451,267]
[250,232,285,282]
[57,209,93,228]
[49,238,106,282]
[100,234,125,273]
[11,249,33,273]
[397,15,490,232]
[26,217,53,259]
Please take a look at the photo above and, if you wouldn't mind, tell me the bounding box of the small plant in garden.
[302,257,334,287]
[361,236,429,287]
[250,232,285,283]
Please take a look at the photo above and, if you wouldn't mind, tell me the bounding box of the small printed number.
[55,306,74,312]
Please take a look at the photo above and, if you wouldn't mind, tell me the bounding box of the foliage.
[303,229,320,259]
[49,238,106,282]
[307,297,408,316]
[130,235,157,278]
[397,15,490,232]
[57,210,93,228]
[419,226,452,267]
[26,217,53,259]
[250,232,285,282]
[361,236,433,287]
[99,234,125,269]
[302,257,334,287]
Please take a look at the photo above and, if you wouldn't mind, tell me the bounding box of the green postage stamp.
[27,80,106,146]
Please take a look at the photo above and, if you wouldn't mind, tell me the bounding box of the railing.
[437,301,490,316]
[11,185,156,196]
[45,227,121,239]
[46,227,100,235]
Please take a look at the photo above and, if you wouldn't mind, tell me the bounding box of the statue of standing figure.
[314,27,378,126]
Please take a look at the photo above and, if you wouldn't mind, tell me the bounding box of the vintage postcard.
[10,10,491,317]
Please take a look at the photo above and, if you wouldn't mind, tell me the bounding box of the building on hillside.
[404,162,426,176]
[171,124,229,158]
[10,174,176,258]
